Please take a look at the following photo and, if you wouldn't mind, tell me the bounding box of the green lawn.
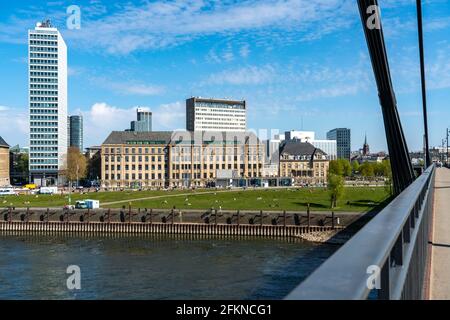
[0,187,390,213]
[0,189,213,209]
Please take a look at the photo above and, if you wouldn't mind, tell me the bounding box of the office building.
[101,131,264,188]
[68,115,83,151]
[327,128,351,160]
[28,20,67,185]
[310,140,337,160]
[186,97,246,132]
[130,108,152,132]
[0,136,10,186]
[279,140,329,185]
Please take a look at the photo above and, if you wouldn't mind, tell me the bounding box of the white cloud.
[0,105,28,146]
[204,65,276,85]
[239,44,251,58]
[61,0,356,54]
[90,77,165,96]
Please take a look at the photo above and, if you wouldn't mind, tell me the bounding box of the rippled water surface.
[0,233,338,299]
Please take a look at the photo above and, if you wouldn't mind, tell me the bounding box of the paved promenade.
[430,167,450,299]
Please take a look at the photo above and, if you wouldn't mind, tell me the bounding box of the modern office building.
[310,140,337,160]
[130,108,152,132]
[100,131,264,188]
[279,140,329,185]
[28,20,67,186]
[327,128,351,160]
[186,97,246,132]
[0,136,10,186]
[68,115,83,151]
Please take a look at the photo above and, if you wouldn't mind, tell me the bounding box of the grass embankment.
[1,187,390,213]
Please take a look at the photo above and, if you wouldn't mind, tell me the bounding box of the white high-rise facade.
[186,97,246,132]
[28,20,67,185]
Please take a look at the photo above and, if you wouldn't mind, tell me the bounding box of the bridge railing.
[286,164,435,300]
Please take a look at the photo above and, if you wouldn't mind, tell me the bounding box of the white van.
[0,188,18,196]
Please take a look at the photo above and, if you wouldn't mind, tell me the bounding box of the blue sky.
[0,0,449,152]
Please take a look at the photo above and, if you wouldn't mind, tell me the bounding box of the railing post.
[378,260,391,300]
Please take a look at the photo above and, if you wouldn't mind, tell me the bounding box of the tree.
[340,159,352,177]
[328,174,345,208]
[352,160,360,173]
[64,147,87,186]
[329,160,344,176]
[360,162,375,178]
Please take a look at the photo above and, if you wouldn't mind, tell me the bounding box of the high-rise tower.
[28,20,68,185]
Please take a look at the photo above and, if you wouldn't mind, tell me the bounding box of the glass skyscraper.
[130,108,152,132]
[28,20,67,185]
[68,115,83,152]
[327,128,351,160]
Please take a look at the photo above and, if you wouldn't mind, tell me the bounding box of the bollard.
[128,204,132,224]
[307,203,311,231]
[332,211,335,229]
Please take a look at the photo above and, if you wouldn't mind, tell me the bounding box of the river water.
[0,233,338,299]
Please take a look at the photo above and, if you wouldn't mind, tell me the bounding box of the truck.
[39,186,58,194]
[84,199,100,209]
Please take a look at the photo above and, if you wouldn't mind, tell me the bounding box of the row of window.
[30,153,58,158]
[30,134,58,139]
[105,173,163,181]
[30,121,58,126]
[30,97,58,102]
[30,34,57,40]
[30,103,58,108]
[30,140,58,145]
[30,165,58,170]
[30,84,58,90]
[30,53,58,58]
[30,47,57,52]
[31,127,58,133]
[30,115,58,120]
[29,40,57,46]
[30,146,58,152]
[30,159,58,164]
[30,90,58,96]
[105,147,164,154]
[30,65,58,70]
[105,163,261,172]
[30,78,58,83]
[30,59,57,65]
[30,71,58,77]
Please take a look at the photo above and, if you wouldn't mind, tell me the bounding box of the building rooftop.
[0,136,9,148]
[102,131,260,145]
[280,140,326,156]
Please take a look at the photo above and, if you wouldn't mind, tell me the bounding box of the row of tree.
[329,159,392,178]
[327,159,393,208]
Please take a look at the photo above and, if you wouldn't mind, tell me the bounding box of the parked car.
[63,204,75,210]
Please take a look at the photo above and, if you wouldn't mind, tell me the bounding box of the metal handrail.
[286,165,435,300]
